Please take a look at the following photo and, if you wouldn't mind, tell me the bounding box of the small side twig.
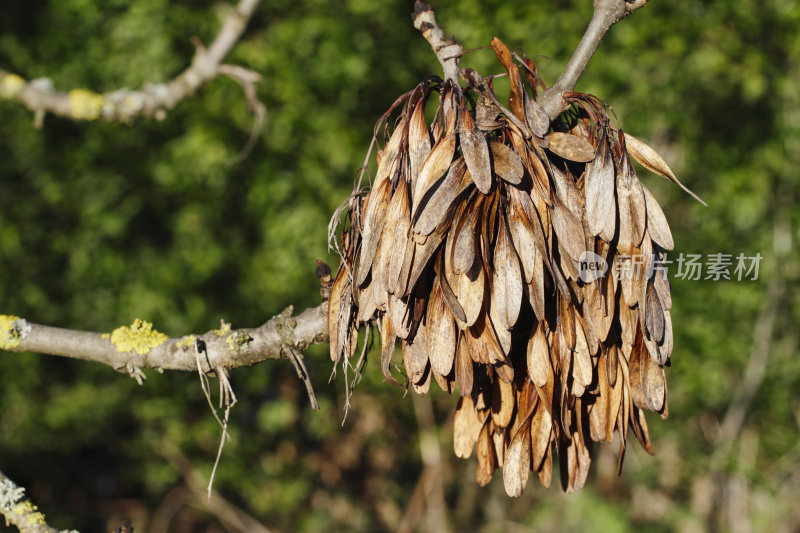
[206,367,237,499]
[287,346,319,411]
[276,307,320,410]
[218,64,267,162]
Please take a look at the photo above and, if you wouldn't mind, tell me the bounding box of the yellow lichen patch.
[11,501,45,526]
[110,319,168,354]
[27,512,47,525]
[69,88,105,120]
[101,333,110,339]
[225,330,250,351]
[177,335,196,349]
[0,314,22,350]
[0,73,25,98]
[12,501,46,525]
[214,320,232,337]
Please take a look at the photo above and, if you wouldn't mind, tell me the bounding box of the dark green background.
[1,1,798,531]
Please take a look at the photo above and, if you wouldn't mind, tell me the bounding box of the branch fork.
[413,0,649,121]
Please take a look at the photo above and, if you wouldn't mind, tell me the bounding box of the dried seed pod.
[585,136,616,240]
[624,132,707,206]
[527,321,550,388]
[642,184,674,251]
[491,377,515,429]
[460,106,493,194]
[489,142,524,184]
[403,324,429,384]
[427,277,457,377]
[454,395,483,458]
[547,131,596,162]
[551,196,586,264]
[503,414,532,497]
[330,51,688,496]
[408,97,432,187]
[436,250,467,324]
[327,266,350,363]
[379,315,400,386]
[491,212,523,331]
[445,240,485,329]
[507,190,539,284]
[412,133,457,215]
[455,331,474,395]
[414,158,470,235]
[384,178,413,293]
[523,91,550,138]
[356,178,393,286]
[476,419,496,486]
[451,195,481,275]
[490,37,526,121]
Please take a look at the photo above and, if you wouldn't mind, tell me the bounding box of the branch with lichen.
[0,470,77,533]
[0,0,264,128]
[412,0,648,121]
[0,305,327,384]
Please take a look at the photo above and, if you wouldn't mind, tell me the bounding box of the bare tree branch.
[710,214,789,470]
[412,0,648,123]
[397,393,450,533]
[0,0,262,126]
[0,303,328,379]
[538,0,649,119]
[717,280,782,445]
[412,1,462,85]
[0,470,76,533]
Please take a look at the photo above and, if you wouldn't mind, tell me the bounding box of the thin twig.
[712,218,788,467]
[537,0,649,120]
[0,0,263,126]
[287,346,320,410]
[207,402,233,499]
[195,342,227,429]
[717,281,782,445]
[218,64,267,163]
[397,393,449,533]
[412,1,462,85]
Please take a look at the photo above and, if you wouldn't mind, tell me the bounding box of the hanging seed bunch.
[328,38,704,496]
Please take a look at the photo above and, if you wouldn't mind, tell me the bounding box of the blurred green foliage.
[1,1,798,531]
